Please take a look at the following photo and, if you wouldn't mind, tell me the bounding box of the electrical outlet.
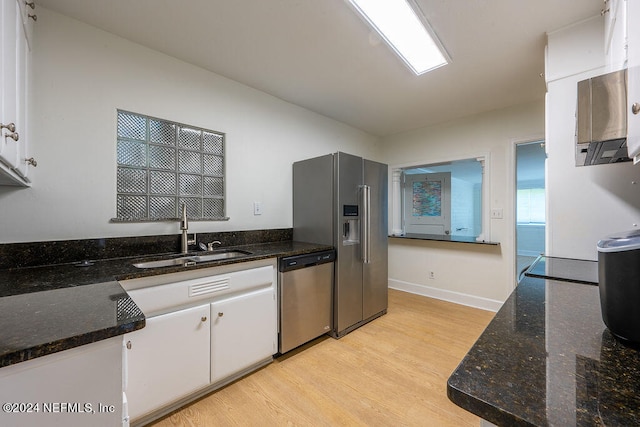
[429,271,435,279]
[491,208,503,219]
[253,202,262,215]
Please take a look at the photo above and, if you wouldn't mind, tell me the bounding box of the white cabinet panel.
[16,0,34,47]
[125,304,210,421]
[605,0,627,71]
[211,287,277,383]
[627,0,640,161]
[0,337,122,427]
[0,0,32,185]
[125,265,274,316]
[13,2,29,178]
[545,16,605,84]
[0,0,19,167]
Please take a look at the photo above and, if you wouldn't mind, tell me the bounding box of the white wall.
[546,16,640,261]
[381,101,545,307]
[0,8,381,243]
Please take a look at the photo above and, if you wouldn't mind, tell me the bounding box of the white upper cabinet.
[0,0,35,186]
[16,0,34,47]
[604,0,627,71]
[627,0,640,161]
[1,0,20,173]
[545,16,606,84]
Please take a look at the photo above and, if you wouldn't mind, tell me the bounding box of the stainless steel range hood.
[576,69,631,166]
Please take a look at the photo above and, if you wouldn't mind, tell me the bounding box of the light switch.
[253,202,262,215]
[491,208,503,219]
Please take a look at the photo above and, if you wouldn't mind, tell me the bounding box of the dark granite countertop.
[389,233,500,245]
[0,281,144,368]
[447,265,640,426]
[525,255,598,285]
[0,240,332,297]
[0,238,331,368]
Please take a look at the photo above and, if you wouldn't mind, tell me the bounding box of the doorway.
[403,172,451,235]
[516,141,546,277]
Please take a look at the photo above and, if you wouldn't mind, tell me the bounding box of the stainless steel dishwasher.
[278,249,335,354]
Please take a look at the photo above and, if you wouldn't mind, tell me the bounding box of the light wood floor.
[151,289,494,427]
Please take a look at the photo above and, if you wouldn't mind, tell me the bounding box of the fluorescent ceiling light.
[349,0,449,75]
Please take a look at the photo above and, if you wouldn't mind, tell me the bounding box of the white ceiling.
[34,0,603,137]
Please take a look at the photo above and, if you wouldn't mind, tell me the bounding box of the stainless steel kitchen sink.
[132,250,252,269]
[189,251,252,262]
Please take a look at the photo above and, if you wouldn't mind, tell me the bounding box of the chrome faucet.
[207,240,222,251]
[180,203,196,254]
[198,240,222,251]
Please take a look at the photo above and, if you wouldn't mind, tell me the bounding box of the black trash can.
[597,229,640,343]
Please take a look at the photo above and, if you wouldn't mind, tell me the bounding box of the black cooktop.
[525,255,598,285]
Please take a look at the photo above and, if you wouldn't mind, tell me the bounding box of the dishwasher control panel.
[278,249,336,272]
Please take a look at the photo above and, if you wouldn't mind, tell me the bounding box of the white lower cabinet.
[0,337,123,427]
[211,287,277,383]
[124,304,210,421]
[120,260,278,424]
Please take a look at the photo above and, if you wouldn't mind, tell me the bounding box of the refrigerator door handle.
[361,184,371,263]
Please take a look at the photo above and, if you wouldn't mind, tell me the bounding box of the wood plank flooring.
[150,289,495,427]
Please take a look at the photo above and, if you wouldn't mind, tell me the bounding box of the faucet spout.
[180,203,188,231]
[207,240,222,251]
[180,204,195,254]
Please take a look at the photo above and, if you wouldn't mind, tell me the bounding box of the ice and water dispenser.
[342,205,360,245]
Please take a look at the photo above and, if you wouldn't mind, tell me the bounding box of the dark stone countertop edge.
[0,318,145,369]
[389,233,500,246]
[447,377,536,427]
[445,257,630,427]
[445,277,546,427]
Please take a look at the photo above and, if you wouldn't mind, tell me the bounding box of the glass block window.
[115,110,226,221]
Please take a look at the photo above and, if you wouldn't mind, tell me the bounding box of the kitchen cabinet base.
[130,356,273,427]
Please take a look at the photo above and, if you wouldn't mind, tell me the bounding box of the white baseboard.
[388,279,502,312]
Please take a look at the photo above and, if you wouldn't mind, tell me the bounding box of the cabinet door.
[0,0,19,168]
[605,0,627,70]
[211,287,277,383]
[124,304,210,421]
[13,0,28,178]
[628,0,640,161]
[0,0,31,183]
[16,0,34,47]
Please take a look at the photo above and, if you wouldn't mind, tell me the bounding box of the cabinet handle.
[28,14,37,21]
[26,157,37,167]
[201,316,207,322]
[126,340,132,350]
[1,123,16,133]
[218,312,224,317]
[25,1,35,9]
[5,132,19,142]
[633,103,640,115]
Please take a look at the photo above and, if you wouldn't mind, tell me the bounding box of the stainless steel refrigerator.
[293,152,388,338]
